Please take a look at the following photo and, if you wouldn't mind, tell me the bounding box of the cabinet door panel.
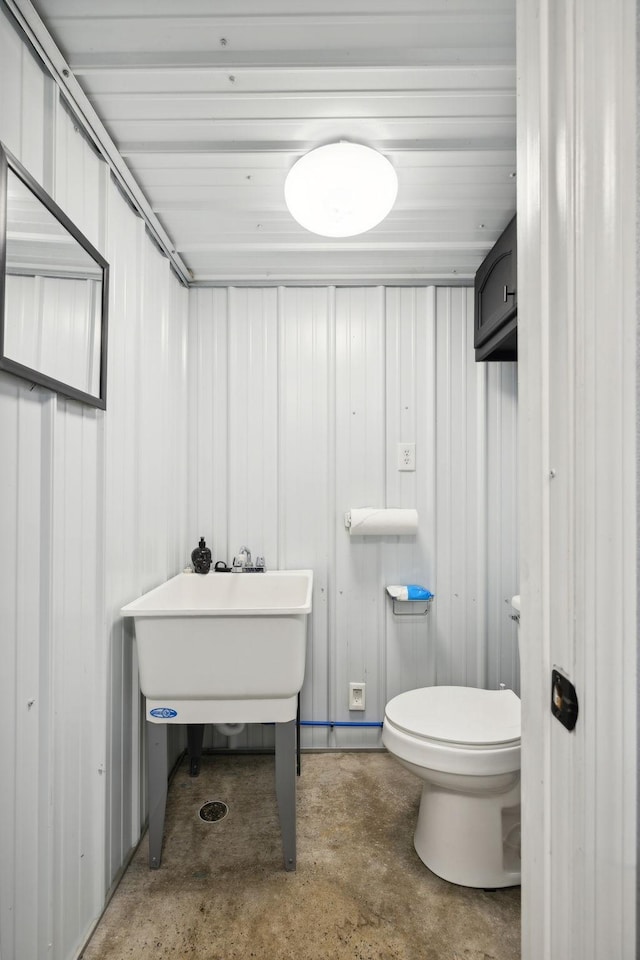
[474,215,517,362]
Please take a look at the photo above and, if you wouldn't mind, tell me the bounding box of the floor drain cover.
[198,800,229,823]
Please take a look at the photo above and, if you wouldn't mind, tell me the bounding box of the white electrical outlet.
[349,682,366,711]
[397,442,416,471]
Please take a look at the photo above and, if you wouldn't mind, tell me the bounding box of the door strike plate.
[551,668,579,731]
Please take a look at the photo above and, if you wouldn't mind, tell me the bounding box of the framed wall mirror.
[0,141,109,409]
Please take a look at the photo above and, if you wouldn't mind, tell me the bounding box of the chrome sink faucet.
[231,546,265,572]
[232,546,252,572]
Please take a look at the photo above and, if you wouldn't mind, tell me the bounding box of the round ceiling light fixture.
[284,141,398,238]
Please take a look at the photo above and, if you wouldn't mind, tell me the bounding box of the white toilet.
[382,600,522,889]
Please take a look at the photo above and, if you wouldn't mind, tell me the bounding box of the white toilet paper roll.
[347,508,418,536]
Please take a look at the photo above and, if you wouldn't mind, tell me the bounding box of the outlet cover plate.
[349,682,366,711]
[397,442,416,471]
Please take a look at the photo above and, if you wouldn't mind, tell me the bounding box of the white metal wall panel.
[103,196,190,878]
[517,0,636,957]
[188,286,228,547]
[485,361,519,691]
[333,287,387,747]
[0,8,49,183]
[49,397,103,956]
[103,186,145,887]
[54,97,104,250]
[0,379,49,960]
[189,284,519,749]
[434,287,479,686]
[383,287,438,700]
[226,288,280,562]
[0,9,190,960]
[278,287,332,746]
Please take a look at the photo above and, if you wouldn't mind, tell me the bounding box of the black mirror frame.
[0,141,109,410]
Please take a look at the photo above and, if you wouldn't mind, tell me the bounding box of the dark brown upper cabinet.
[474,215,517,362]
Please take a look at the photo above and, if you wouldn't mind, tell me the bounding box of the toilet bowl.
[382,685,521,888]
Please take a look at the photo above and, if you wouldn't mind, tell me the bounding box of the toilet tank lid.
[385,686,521,746]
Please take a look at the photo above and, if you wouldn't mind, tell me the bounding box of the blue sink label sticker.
[150,707,178,719]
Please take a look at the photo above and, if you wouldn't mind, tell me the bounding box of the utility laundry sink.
[121,569,313,871]
[121,569,313,724]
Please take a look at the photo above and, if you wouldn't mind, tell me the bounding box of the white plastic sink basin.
[121,570,313,720]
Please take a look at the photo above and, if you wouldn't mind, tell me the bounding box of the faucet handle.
[255,555,265,571]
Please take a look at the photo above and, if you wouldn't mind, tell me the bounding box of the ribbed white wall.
[188,285,519,750]
[0,10,189,960]
[517,0,636,957]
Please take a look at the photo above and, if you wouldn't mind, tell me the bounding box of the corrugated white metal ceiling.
[31,0,516,285]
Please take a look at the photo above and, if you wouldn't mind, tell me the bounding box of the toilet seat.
[386,686,520,746]
[382,686,521,777]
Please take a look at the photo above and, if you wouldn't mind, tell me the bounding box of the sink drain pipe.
[215,722,246,737]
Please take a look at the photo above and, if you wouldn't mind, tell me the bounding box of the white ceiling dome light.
[284,142,398,238]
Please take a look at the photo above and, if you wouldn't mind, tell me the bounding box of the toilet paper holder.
[386,587,434,616]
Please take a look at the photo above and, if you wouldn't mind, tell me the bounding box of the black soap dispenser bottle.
[191,537,212,574]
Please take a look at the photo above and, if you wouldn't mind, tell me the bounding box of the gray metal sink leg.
[275,720,297,871]
[147,722,168,869]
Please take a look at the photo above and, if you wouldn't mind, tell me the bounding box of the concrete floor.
[82,752,520,960]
